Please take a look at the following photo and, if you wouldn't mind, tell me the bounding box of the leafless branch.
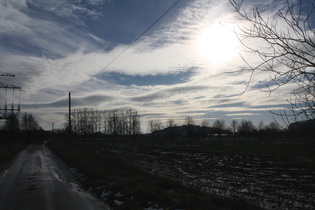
[230,0,315,122]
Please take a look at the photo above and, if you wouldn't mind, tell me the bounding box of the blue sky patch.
[100,69,196,86]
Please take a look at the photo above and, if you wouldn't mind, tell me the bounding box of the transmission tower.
[0,72,21,120]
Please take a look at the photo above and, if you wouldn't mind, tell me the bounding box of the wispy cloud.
[0,0,303,129]
[22,94,114,109]
[98,67,198,86]
[131,85,209,102]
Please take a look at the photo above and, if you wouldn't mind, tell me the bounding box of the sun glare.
[196,23,239,64]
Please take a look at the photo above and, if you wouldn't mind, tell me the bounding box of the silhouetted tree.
[230,119,239,142]
[288,119,315,139]
[201,119,210,143]
[1,113,20,142]
[21,113,39,131]
[256,120,265,140]
[213,119,226,143]
[230,0,315,123]
[257,121,265,132]
[2,113,20,131]
[265,121,281,140]
[238,119,256,141]
[69,108,141,143]
[20,113,42,143]
[107,109,119,141]
[126,109,141,143]
[166,118,176,144]
[213,119,226,131]
[184,116,195,144]
[148,120,163,144]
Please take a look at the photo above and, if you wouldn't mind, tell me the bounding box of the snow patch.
[114,200,124,206]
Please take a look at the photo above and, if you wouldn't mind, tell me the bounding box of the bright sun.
[196,23,239,64]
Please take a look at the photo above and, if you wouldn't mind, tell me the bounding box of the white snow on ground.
[101,145,315,210]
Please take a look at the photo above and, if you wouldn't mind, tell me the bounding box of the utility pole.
[69,92,72,143]
[51,122,54,141]
[24,112,27,130]
[24,112,28,142]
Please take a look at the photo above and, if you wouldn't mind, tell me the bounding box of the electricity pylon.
[0,72,21,120]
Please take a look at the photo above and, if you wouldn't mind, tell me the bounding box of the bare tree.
[126,109,141,143]
[184,116,195,144]
[185,116,195,126]
[21,113,39,131]
[201,119,210,136]
[2,113,20,131]
[230,120,238,133]
[167,118,176,128]
[120,111,128,142]
[95,110,103,135]
[213,119,226,142]
[148,120,155,134]
[230,119,239,142]
[70,108,141,143]
[213,119,226,131]
[238,119,256,140]
[148,120,163,144]
[109,109,119,139]
[166,118,176,144]
[266,121,280,131]
[230,0,315,123]
[1,113,20,142]
[201,119,209,127]
[148,120,163,134]
[257,120,265,131]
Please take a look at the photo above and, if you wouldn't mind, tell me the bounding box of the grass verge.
[47,140,263,210]
[0,141,29,172]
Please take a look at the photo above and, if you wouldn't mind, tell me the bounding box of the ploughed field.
[99,144,315,209]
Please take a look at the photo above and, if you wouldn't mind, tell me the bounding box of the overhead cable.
[72,0,181,93]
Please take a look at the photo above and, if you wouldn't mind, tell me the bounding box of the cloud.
[226,112,261,117]
[99,67,197,86]
[0,0,107,59]
[131,85,209,102]
[0,0,303,130]
[210,102,246,109]
[73,94,114,107]
[22,94,114,109]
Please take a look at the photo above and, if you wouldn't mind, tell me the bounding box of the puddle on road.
[1,170,8,178]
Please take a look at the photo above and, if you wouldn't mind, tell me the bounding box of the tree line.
[67,108,141,143]
[2,109,311,145]
[147,117,291,145]
[62,107,313,144]
[0,113,48,143]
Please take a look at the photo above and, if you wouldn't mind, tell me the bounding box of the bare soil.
[100,144,315,209]
[48,141,264,210]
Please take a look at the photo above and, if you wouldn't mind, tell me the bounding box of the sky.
[0,0,314,131]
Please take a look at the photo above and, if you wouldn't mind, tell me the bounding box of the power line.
[72,0,181,93]
[52,0,181,128]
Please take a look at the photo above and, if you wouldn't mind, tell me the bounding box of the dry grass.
[0,141,28,172]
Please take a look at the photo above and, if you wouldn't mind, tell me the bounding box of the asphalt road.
[0,144,109,210]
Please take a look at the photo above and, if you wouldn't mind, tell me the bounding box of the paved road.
[0,144,110,210]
